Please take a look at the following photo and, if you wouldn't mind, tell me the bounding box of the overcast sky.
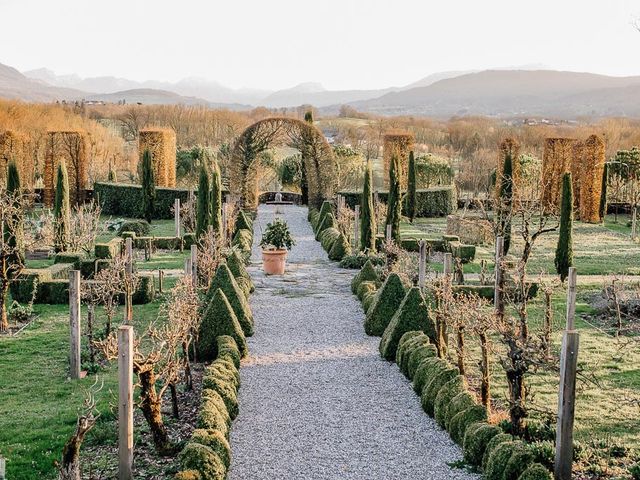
[1,0,638,91]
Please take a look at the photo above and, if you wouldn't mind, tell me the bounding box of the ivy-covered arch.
[229,117,337,210]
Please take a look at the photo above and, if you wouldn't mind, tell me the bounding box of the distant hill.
[0,63,86,101]
[349,70,640,117]
[261,82,397,108]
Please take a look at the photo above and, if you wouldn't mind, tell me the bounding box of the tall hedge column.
[196,165,210,238]
[53,161,70,253]
[210,161,222,236]
[385,153,402,243]
[360,160,376,252]
[6,161,23,265]
[300,111,313,205]
[498,151,514,255]
[598,163,608,222]
[141,150,156,223]
[555,172,574,281]
[406,150,417,223]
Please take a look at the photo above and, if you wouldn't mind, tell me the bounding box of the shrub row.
[399,235,476,263]
[120,230,183,250]
[309,204,351,262]
[339,186,457,218]
[394,332,552,480]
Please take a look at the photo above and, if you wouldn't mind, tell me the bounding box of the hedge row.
[339,186,456,218]
[309,203,351,262]
[394,332,552,480]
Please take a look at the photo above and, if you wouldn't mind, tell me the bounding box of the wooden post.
[419,240,426,289]
[124,237,133,324]
[632,206,637,241]
[386,224,392,242]
[354,205,360,248]
[184,258,192,277]
[555,267,579,480]
[443,252,453,277]
[118,325,134,480]
[494,236,504,315]
[190,245,198,287]
[174,198,181,238]
[69,270,81,380]
[158,269,164,293]
[222,202,228,242]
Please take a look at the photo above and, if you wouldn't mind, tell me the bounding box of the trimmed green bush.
[449,241,476,263]
[179,443,226,480]
[485,440,525,480]
[340,252,385,269]
[315,201,334,234]
[210,161,223,236]
[201,388,231,427]
[320,227,341,251]
[183,232,197,249]
[362,290,376,313]
[196,166,210,237]
[364,273,405,336]
[517,463,553,480]
[482,433,514,470]
[413,356,447,394]
[308,208,320,229]
[216,335,241,369]
[555,171,573,282]
[316,213,336,240]
[447,391,477,429]
[197,288,247,362]
[351,260,380,294]
[385,152,401,243]
[434,375,466,428]
[207,263,254,336]
[356,281,377,302]
[94,237,123,259]
[174,469,202,480]
[379,287,435,361]
[132,273,155,304]
[406,343,438,380]
[421,366,459,416]
[360,160,376,251]
[328,233,351,261]
[449,404,487,445]
[463,422,502,466]
[202,373,239,420]
[117,220,151,237]
[234,210,253,238]
[206,359,240,389]
[340,186,456,218]
[53,161,70,253]
[54,252,83,267]
[232,229,253,260]
[141,149,156,223]
[504,442,535,480]
[189,430,231,469]
[395,331,424,365]
[226,250,254,297]
[406,150,417,222]
[397,334,431,376]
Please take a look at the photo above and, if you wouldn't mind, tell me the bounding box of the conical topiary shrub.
[315,201,333,234]
[207,263,254,336]
[227,249,254,296]
[364,273,405,336]
[379,287,435,361]
[351,259,380,294]
[328,233,351,261]
[234,210,253,238]
[210,160,223,236]
[315,212,336,240]
[320,227,340,251]
[197,288,247,361]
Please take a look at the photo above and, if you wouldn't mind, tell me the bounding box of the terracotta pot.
[262,249,287,275]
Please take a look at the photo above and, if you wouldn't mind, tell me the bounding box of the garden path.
[227,205,478,480]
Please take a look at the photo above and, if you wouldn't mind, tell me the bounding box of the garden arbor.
[229,117,337,210]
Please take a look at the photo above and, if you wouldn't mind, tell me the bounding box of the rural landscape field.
[0,1,639,479]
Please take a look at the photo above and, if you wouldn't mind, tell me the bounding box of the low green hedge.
[449,241,476,263]
[53,252,84,268]
[95,238,123,259]
[463,422,502,466]
[434,375,466,428]
[117,220,151,237]
[448,404,487,445]
[421,366,459,416]
[339,186,456,217]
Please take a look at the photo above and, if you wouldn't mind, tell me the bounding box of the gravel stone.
[227,205,479,480]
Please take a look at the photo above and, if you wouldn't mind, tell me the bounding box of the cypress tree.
[210,160,223,236]
[555,172,574,281]
[108,164,117,182]
[300,111,313,205]
[53,161,70,253]
[406,150,417,223]
[385,153,402,243]
[7,161,20,193]
[360,160,376,252]
[196,165,210,238]
[6,161,23,265]
[141,150,156,223]
[599,163,608,222]
[498,152,513,255]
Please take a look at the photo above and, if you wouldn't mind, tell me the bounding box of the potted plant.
[260,218,295,275]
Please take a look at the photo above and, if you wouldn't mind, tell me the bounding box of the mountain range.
[2,61,640,118]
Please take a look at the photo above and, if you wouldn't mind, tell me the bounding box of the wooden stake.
[118,325,134,480]
[443,252,453,277]
[386,224,392,242]
[354,205,360,248]
[158,269,164,293]
[555,267,579,480]
[174,198,181,238]
[419,240,426,289]
[632,206,637,241]
[124,237,133,324]
[184,258,192,277]
[222,203,228,242]
[190,245,198,287]
[69,270,81,380]
[494,236,504,316]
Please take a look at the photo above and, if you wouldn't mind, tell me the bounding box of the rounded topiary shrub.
[362,290,377,313]
[175,470,202,480]
[449,404,487,445]
[206,359,240,389]
[504,441,535,480]
[421,366,459,416]
[482,433,513,470]
[357,281,377,302]
[320,227,340,251]
[463,422,501,466]
[202,374,239,420]
[485,440,525,480]
[446,391,476,429]
[216,335,241,369]
[199,394,230,435]
[434,375,466,428]
[207,264,254,337]
[364,273,405,336]
[351,260,380,294]
[395,331,423,363]
[179,443,227,480]
[517,463,553,480]
[398,334,431,376]
[190,430,232,468]
[117,219,151,237]
[328,233,351,261]
[413,357,447,394]
[406,343,438,380]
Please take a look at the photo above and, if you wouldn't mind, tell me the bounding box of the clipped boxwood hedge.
[364,273,405,337]
[413,356,447,394]
[421,366,459,416]
[339,186,456,218]
[406,343,438,380]
[485,440,525,480]
[448,404,487,445]
[433,375,466,428]
[482,433,514,470]
[463,422,502,466]
[398,334,432,377]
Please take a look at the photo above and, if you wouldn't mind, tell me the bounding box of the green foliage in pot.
[260,218,295,251]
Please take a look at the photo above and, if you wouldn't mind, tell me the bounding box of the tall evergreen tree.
[555,172,574,281]
[53,161,70,253]
[406,150,417,223]
[360,160,376,252]
[300,111,313,205]
[6,161,23,265]
[141,150,156,223]
[7,161,20,193]
[498,152,514,254]
[385,153,402,242]
[599,163,608,222]
[108,164,117,182]
[210,160,222,236]
[196,165,210,237]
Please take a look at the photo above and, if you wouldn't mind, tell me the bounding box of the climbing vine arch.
[229,117,337,210]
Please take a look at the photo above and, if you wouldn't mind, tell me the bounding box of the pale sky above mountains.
[1,0,639,91]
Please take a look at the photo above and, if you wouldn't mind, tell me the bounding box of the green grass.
[96,217,176,243]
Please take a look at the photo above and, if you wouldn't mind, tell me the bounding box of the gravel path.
[227,205,479,480]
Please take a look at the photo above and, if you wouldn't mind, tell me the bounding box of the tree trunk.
[138,369,173,455]
[57,415,95,480]
[182,341,192,391]
[87,305,95,364]
[505,338,527,436]
[170,383,179,419]
[0,278,9,332]
[456,326,465,376]
[479,332,491,414]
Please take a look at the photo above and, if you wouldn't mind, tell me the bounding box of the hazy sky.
[1,0,639,91]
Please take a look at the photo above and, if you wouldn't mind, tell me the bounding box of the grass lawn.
[0,277,177,480]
